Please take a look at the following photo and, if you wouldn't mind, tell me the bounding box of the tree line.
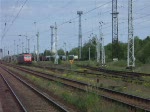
[43,36,150,64]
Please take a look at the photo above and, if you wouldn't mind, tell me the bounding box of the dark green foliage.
[112,41,119,59]
[44,49,65,56]
[105,43,112,62]
[43,50,54,56]
[118,42,127,60]
[69,47,78,55]
[82,42,96,60]
[69,36,97,60]
[68,36,150,64]
[135,36,150,64]
[104,36,150,64]
[57,49,65,55]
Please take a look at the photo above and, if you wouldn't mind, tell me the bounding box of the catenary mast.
[77,11,83,60]
[127,0,135,68]
[112,0,119,61]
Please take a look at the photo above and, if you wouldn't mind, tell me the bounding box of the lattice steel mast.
[100,30,105,66]
[96,36,100,63]
[112,0,119,60]
[54,22,58,64]
[36,32,39,61]
[127,0,135,67]
[50,26,54,53]
[77,11,83,60]
[99,22,105,66]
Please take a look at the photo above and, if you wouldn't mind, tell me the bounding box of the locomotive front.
[24,54,32,63]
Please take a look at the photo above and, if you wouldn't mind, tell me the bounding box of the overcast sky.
[0,0,150,55]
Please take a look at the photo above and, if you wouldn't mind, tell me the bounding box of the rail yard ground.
[0,60,149,112]
[1,0,150,111]
[0,101,3,112]
[29,60,150,74]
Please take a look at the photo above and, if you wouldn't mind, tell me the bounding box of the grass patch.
[6,66,130,112]
[20,65,150,98]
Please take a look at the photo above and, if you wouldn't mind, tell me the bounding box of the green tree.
[118,42,127,60]
[105,43,112,62]
[136,36,150,63]
[68,36,150,64]
[44,50,50,56]
[82,41,96,60]
[43,50,55,56]
[58,49,65,55]
[69,47,78,55]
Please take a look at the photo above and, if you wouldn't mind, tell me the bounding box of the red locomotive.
[17,53,32,64]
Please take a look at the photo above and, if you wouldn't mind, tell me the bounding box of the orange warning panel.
[69,60,74,64]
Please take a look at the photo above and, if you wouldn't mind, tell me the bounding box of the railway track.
[29,64,147,84]
[0,73,26,112]
[77,65,150,77]
[0,65,69,112]
[3,62,147,83]
[3,63,150,112]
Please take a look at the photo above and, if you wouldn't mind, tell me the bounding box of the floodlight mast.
[54,22,58,64]
[99,22,105,66]
[77,11,83,60]
[50,26,54,53]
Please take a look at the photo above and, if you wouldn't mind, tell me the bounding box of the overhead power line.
[37,1,112,35]
[36,0,73,23]
[39,1,112,34]
[7,0,20,24]
[58,1,112,27]
[1,0,28,40]
[84,1,112,15]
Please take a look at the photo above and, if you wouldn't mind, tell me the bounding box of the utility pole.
[14,40,16,55]
[0,49,3,60]
[34,45,36,61]
[34,21,39,61]
[88,36,91,61]
[112,0,119,61]
[26,37,27,53]
[19,39,20,54]
[36,32,39,61]
[50,26,54,53]
[64,42,66,54]
[99,22,105,66]
[22,42,24,53]
[27,39,30,53]
[64,42,66,58]
[96,36,100,63]
[127,0,135,68]
[54,22,58,64]
[101,36,105,66]
[77,11,83,60]
[89,47,90,61]
[4,47,5,57]
[18,34,28,53]
[89,34,98,62]
[17,45,19,55]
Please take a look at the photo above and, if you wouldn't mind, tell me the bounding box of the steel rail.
[4,64,150,112]
[77,65,150,77]
[0,66,69,112]
[0,73,27,112]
